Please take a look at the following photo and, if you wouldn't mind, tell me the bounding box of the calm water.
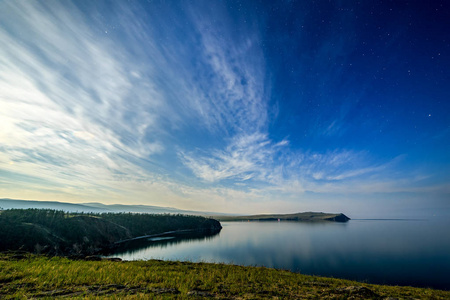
[109,220,450,290]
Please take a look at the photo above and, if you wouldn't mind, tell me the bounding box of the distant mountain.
[0,198,227,216]
[0,199,108,213]
[215,212,351,222]
[81,202,202,215]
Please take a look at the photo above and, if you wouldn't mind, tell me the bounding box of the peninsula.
[215,212,350,222]
[0,209,222,256]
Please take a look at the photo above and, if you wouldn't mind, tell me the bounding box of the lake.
[108,219,450,290]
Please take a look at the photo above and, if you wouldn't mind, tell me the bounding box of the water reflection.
[108,220,450,290]
[110,230,221,255]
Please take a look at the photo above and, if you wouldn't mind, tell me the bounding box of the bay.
[108,219,450,290]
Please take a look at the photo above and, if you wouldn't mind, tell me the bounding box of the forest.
[0,209,222,256]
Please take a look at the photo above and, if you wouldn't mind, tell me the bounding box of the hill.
[216,212,350,222]
[0,209,222,256]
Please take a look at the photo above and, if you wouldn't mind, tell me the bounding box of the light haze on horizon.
[1,1,449,218]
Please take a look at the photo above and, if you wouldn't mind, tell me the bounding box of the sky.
[1,0,449,218]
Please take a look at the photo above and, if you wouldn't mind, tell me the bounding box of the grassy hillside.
[0,253,448,299]
[216,212,350,222]
[0,209,221,256]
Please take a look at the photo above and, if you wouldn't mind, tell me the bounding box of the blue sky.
[1,0,449,217]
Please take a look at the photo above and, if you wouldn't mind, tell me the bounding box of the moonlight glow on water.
[110,220,450,290]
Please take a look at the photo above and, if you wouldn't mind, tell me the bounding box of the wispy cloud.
[192,12,268,134]
[179,133,288,183]
[0,1,166,194]
[0,1,443,214]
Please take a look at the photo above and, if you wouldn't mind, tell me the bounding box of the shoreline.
[1,253,449,298]
[113,229,198,245]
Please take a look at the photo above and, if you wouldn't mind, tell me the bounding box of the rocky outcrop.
[200,218,222,232]
[323,213,351,222]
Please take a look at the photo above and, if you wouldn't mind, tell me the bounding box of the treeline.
[0,209,221,256]
[99,212,221,237]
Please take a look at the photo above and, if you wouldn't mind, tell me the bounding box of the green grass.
[1,253,449,299]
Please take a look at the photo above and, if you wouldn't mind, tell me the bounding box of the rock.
[10,254,27,260]
[325,213,351,222]
[103,257,122,262]
[84,255,102,261]
[67,254,84,260]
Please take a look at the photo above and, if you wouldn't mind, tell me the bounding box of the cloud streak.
[0,1,165,195]
[0,1,445,215]
[179,133,287,183]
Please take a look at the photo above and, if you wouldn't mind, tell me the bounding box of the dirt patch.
[33,289,84,298]
[31,284,150,298]
[334,286,380,298]
[187,290,215,297]
[0,275,24,284]
[29,284,186,298]
[151,287,180,294]
[304,281,331,287]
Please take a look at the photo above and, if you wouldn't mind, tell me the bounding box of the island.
[215,212,350,222]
